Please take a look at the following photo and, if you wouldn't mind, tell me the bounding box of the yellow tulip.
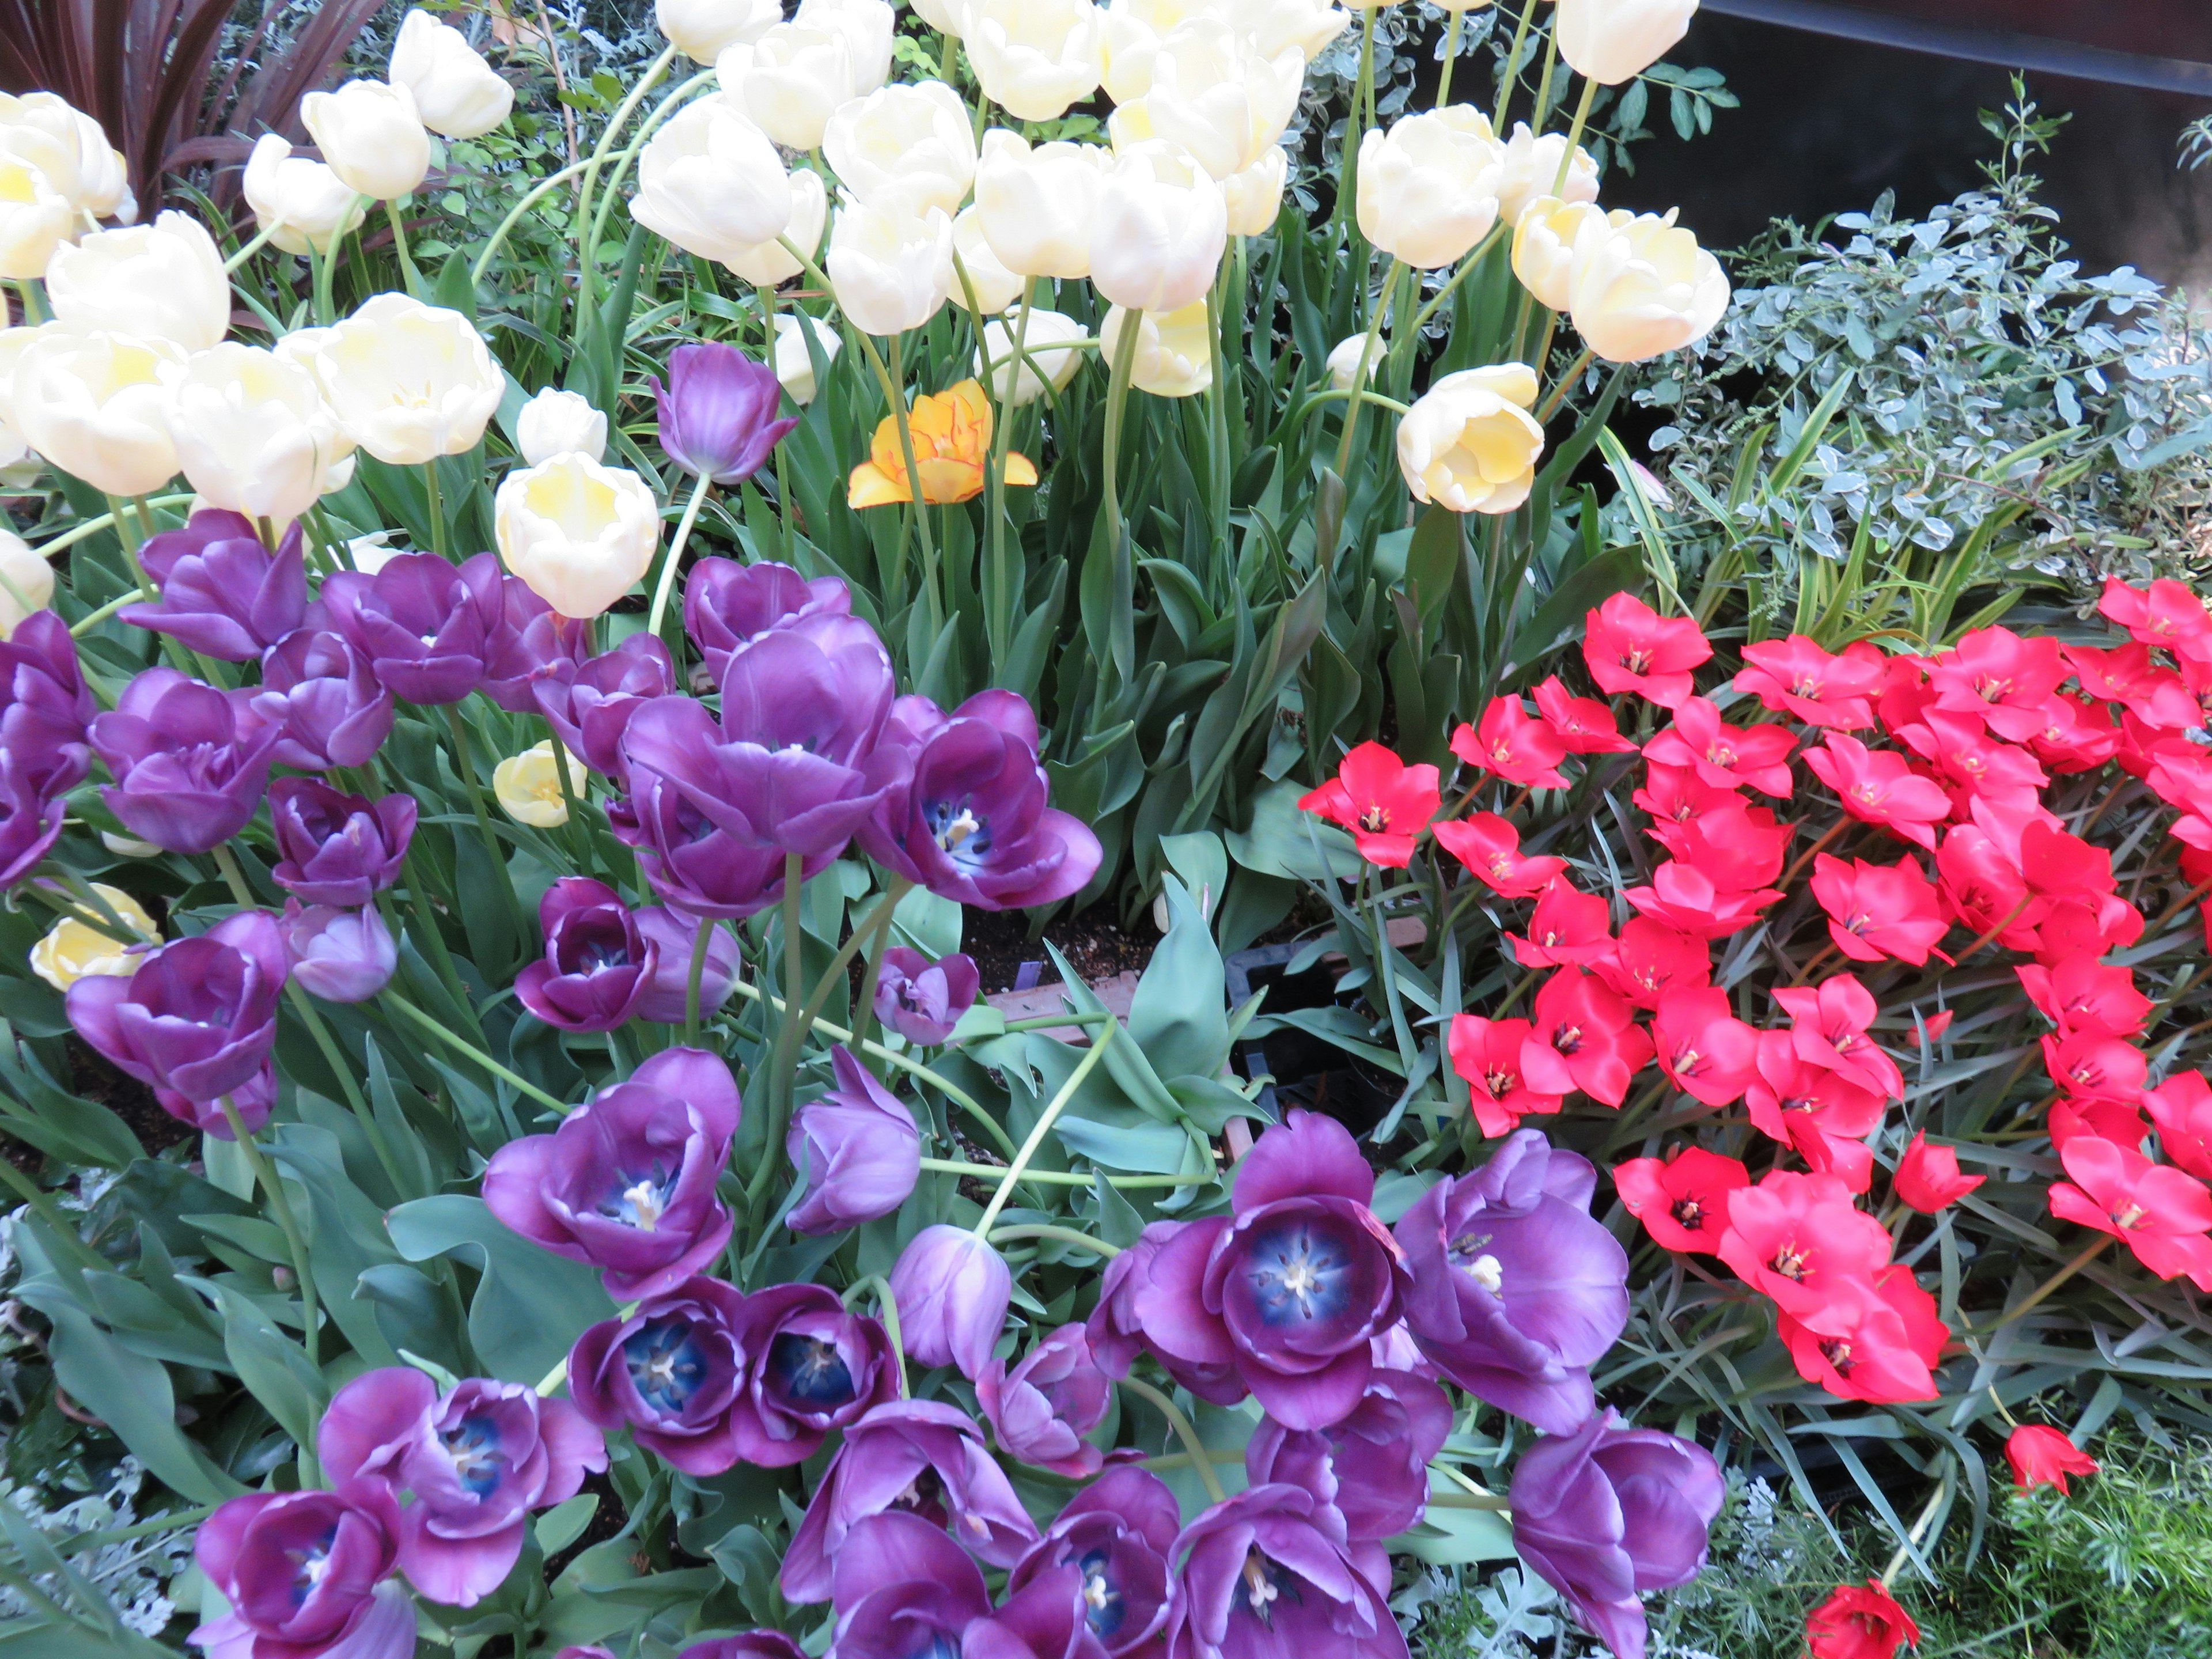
[494,740,589,827]
[847,379,1038,509]
[29,885,160,991]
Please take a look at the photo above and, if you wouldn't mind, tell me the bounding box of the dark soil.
[69,1036,192,1158]
[964,899,1162,994]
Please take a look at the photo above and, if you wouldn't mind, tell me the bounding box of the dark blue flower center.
[440,1414,509,1499]
[284,1529,337,1607]
[1245,1223,1350,1326]
[623,1320,705,1412]
[1230,1549,1300,1627]
[601,1163,676,1229]
[766,1332,856,1410]
[908,1637,959,1659]
[924,798,993,871]
[1075,1547,1124,1638]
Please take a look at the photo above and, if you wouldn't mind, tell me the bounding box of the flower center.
[1552,1021,1584,1055]
[1844,910,1872,935]
[2112,1203,2146,1230]
[1246,1223,1350,1326]
[1357,804,1391,833]
[1483,1065,1517,1097]
[766,1332,857,1410]
[1790,674,1824,698]
[1669,1196,1705,1231]
[1233,1549,1294,1626]
[1624,648,1653,674]
[440,1414,509,1499]
[605,1169,674,1230]
[925,799,993,869]
[1077,1548,1124,1638]
[1769,1244,1811,1281]
[1705,743,1737,768]
[285,1533,336,1606]
[623,1320,704,1412]
[1974,674,2012,702]
[1819,1336,1855,1376]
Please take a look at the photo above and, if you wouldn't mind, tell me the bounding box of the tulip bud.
[241,134,368,257]
[1091,142,1226,313]
[717,24,859,151]
[950,209,1025,313]
[798,0,897,92]
[825,81,978,220]
[304,293,504,465]
[516,387,608,466]
[1221,143,1287,235]
[971,129,1109,281]
[654,342,797,483]
[299,79,433,202]
[495,453,661,619]
[494,739,590,827]
[873,948,981,1046]
[1357,107,1505,270]
[164,343,351,525]
[9,325,185,497]
[281,902,398,1002]
[658,0,783,60]
[1512,195,1602,312]
[28,884,158,990]
[43,212,227,353]
[1555,0,1699,86]
[1325,334,1378,391]
[389,8,514,139]
[0,153,74,281]
[1108,18,1301,183]
[1100,301,1212,397]
[1565,207,1730,363]
[630,97,795,266]
[786,1045,922,1232]
[889,1224,1012,1377]
[1396,363,1546,516]
[632,906,743,1021]
[975,305,1086,406]
[772,311,842,404]
[1494,120,1600,226]
[963,0,1106,122]
[0,524,55,638]
[828,200,955,336]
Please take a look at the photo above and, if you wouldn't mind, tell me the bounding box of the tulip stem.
[646,471,714,640]
[1555,77,1600,192]
[1965,1236,2112,1335]
[1534,346,1594,423]
[926,1158,1205,1190]
[443,702,530,963]
[1119,1374,1228,1503]
[790,880,911,1080]
[421,462,449,560]
[384,199,424,296]
[1334,257,1406,486]
[579,69,718,308]
[983,277,1037,672]
[35,495,194,563]
[882,332,942,637]
[1101,308,1143,552]
[849,885,902,1069]
[745,855,813,1224]
[847,1274,908,1395]
[382,990,571,1115]
[972,1019,1118,1240]
[1493,1,1536,127]
[1332,3,1378,241]
[988,1224,1121,1256]
[10,278,46,324]
[218,1098,321,1397]
[683,914,714,1045]
[472,157,594,283]
[1436,8,1464,105]
[1777,815,1853,892]
[573,43,678,332]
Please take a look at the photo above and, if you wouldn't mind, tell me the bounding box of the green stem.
[1335,257,1405,480]
[1332,4,1377,240]
[37,495,193,563]
[217,1098,321,1419]
[884,332,942,639]
[397,838,479,1021]
[849,1274,908,1395]
[314,197,366,325]
[1534,344,1595,422]
[927,1157,1206,1189]
[984,277,1036,672]
[385,198,423,294]
[1555,76,1599,189]
[683,913,714,1044]
[646,470,713,639]
[0,1157,107,1273]
[1120,1374,1228,1502]
[1963,1236,2112,1335]
[573,43,679,337]
[1494,1,1536,127]
[1437,6,1464,106]
[472,157,595,282]
[382,991,571,1115]
[422,461,449,560]
[1101,307,1143,549]
[792,881,910,1059]
[974,1022,1117,1238]
[443,702,528,960]
[989,1223,1122,1256]
[744,855,810,1219]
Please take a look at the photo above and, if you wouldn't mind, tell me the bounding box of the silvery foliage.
[0,1459,194,1638]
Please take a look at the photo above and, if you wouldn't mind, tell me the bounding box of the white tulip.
[1099,0,1208,102]
[963,0,1105,122]
[0,325,38,469]
[827,200,954,336]
[9,325,185,497]
[907,0,966,35]
[1493,120,1601,227]
[1555,0,1699,85]
[1107,18,1301,182]
[1396,362,1544,516]
[0,523,54,637]
[717,24,858,151]
[1511,196,1603,311]
[1325,334,1378,391]
[971,129,1109,281]
[1221,143,1287,235]
[346,532,405,574]
[658,0,784,61]
[389,8,514,139]
[1211,0,1353,59]
[299,79,433,201]
[798,0,898,92]
[1100,301,1211,397]
[0,93,132,221]
[772,311,842,403]
[0,154,73,281]
[242,134,368,256]
[975,305,1087,405]
[1357,107,1505,270]
[1564,207,1729,362]
[164,343,351,523]
[951,209,1025,313]
[630,97,794,263]
[824,81,977,219]
[305,293,505,465]
[725,167,828,286]
[516,387,608,466]
[495,453,661,619]
[1090,141,1226,314]
[44,211,230,353]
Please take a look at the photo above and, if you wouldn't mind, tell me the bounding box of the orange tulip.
[847,378,1037,508]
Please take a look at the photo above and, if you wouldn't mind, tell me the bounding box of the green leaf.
[385,1195,616,1385]
[1226,778,1360,882]
[1127,877,1230,1081]
[203,1281,327,1450]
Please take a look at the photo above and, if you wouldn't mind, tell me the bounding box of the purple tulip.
[681,558,866,691]
[0,763,66,889]
[887,1224,1010,1380]
[90,668,277,853]
[1162,1484,1406,1659]
[555,1648,618,1659]
[317,551,505,705]
[1508,1411,1724,1659]
[514,877,658,1033]
[874,946,981,1046]
[725,1282,902,1466]
[66,910,286,1137]
[677,1638,806,1659]
[608,766,798,920]
[123,510,306,661]
[1086,1222,1246,1407]
[251,628,395,771]
[282,902,399,1003]
[631,905,741,1022]
[268,778,415,907]
[1393,1130,1629,1436]
[482,1046,739,1298]
[534,632,675,784]
[1135,1111,1410,1431]
[826,1510,994,1657]
[0,610,93,796]
[1008,1466,1180,1659]
[977,1322,1112,1479]
[191,1485,413,1659]
[781,1399,1039,1605]
[859,691,1102,911]
[786,1045,921,1234]
[967,1557,1110,1659]
[480,572,594,714]
[567,1275,751,1475]
[653,343,798,486]
[1244,1368,1450,1541]
[317,1366,606,1608]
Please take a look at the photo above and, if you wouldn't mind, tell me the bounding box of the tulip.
[725,1282,902,1463]
[1396,362,1545,516]
[1734,634,1885,729]
[716,23,858,151]
[950,207,1025,313]
[976,1323,1112,1478]
[1555,0,1699,85]
[1494,120,1600,225]
[303,294,503,465]
[267,778,414,907]
[0,766,67,890]
[1447,1014,1560,1136]
[2047,1134,2212,1290]
[1453,693,1570,789]
[888,1224,1012,1377]
[680,1644,804,1659]
[683,557,854,680]
[28,883,159,991]
[91,668,276,854]
[971,130,1109,281]
[319,548,505,704]
[1743,1031,1884,1192]
[516,877,658,1032]
[1007,1466,1179,1658]
[2144,1071,2212,1180]
[0,524,51,638]
[162,343,349,524]
[787,1045,922,1232]
[652,341,797,484]
[963,0,1105,121]
[771,310,840,403]
[493,739,589,828]
[251,628,394,771]
[631,905,742,1022]
[630,98,795,266]
[1522,969,1652,1106]
[1245,1367,1452,1539]
[1506,877,1610,969]
[800,0,896,89]
[0,154,74,281]
[873,947,980,1046]
[1297,741,1440,868]
[484,1047,742,1298]
[1717,1169,1897,1336]
[1325,332,1380,390]
[1099,301,1212,397]
[1512,194,1603,311]
[974,305,1086,406]
[516,387,607,466]
[0,609,86,777]
[66,909,287,1135]
[2005,1423,2098,1493]
[1433,812,1566,897]
[389,7,514,139]
[1775,974,1904,1100]
[1779,1261,1946,1404]
[534,632,675,783]
[567,1277,750,1474]
[1358,106,1505,268]
[1643,692,1796,796]
[44,211,228,352]
[191,1487,413,1659]
[1109,17,1301,182]
[1582,589,1711,707]
[823,1514,993,1654]
[824,81,976,219]
[848,378,1037,506]
[1091,141,1226,313]
[300,79,433,200]
[1612,1145,1749,1254]
[1812,854,1949,967]
[1566,206,1730,362]
[1214,0,1353,58]
[1,92,130,221]
[1803,1580,1920,1659]
[493,452,659,620]
[827,200,955,336]
[240,134,366,257]
[280,902,399,1003]
[659,0,782,59]
[1085,1219,1244,1402]
[1162,1485,1406,1659]
[612,768,805,919]
[2020,956,2153,1039]
[123,511,306,662]
[1221,143,1289,234]
[8,325,184,496]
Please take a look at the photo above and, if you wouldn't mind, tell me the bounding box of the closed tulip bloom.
[280,902,398,1003]
[0,524,53,637]
[681,556,855,683]
[28,883,158,991]
[1358,107,1505,269]
[1566,207,1730,362]
[824,81,977,218]
[771,310,840,403]
[1494,120,1600,225]
[320,548,506,703]
[801,0,897,89]
[653,340,798,484]
[975,305,1086,406]
[9,325,184,496]
[2005,1423,2098,1494]
[725,164,827,286]
[1397,362,1545,516]
[1109,17,1301,182]
[163,343,350,524]
[1244,1367,1453,1540]
[45,211,228,351]
[268,777,414,906]
[1556,0,1699,85]
[977,1323,1113,1478]
[1215,0,1353,58]
[827,200,955,336]
[888,1224,1012,1377]
[252,628,394,771]
[873,946,980,1046]
[305,294,503,464]
[241,134,366,256]
[494,452,659,620]
[1803,1581,1920,1659]
[0,153,74,280]
[493,738,589,827]
[535,632,675,783]
[1325,332,1381,391]
[1221,143,1289,233]
[631,905,742,1022]
[1100,301,1213,397]
[786,1045,922,1232]
[515,387,607,466]
[92,667,277,853]
[300,79,433,200]
[716,24,858,151]
[972,129,1109,279]
[630,98,794,266]
[659,0,783,59]
[1092,141,1226,313]
[389,8,514,138]
[1513,194,1603,310]
[1,92,131,221]
[190,1487,412,1659]
[127,506,310,665]
[1893,1130,1984,1213]
[1100,0,1205,100]
[950,207,1025,313]
[964,0,1105,120]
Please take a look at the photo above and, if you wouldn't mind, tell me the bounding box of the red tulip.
[1297,741,1441,868]
[2021,690,2121,774]
[1452,696,1569,790]
[1934,824,2041,948]
[1507,877,1613,968]
[1774,975,1904,1101]
[1519,969,1652,1107]
[1633,761,1741,828]
[2005,1424,2099,1493]
[1810,853,1950,967]
[2019,894,2143,967]
[2047,1096,2149,1155]
[2063,640,2199,730]
[2143,1071,2212,1181]
[1892,1131,1983,1213]
[1642,695,1797,797]
[1531,675,1637,752]
[1581,590,1710,709]
[1718,1169,1896,1337]
[1648,796,1793,878]
[2097,575,2212,657]
[1612,1146,1748,1255]
[1874,653,1936,736]
[2040,1032,2147,1102]
[2016,955,2153,1038]
[1744,1031,1885,1193]
[1778,1262,1945,1404]
[1590,917,1711,1012]
[1624,858,1785,939]
[1733,635,1884,730]
[1895,709,2047,816]
[1445,1014,1560,1138]
[1649,986,1760,1107]
[1802,734,1952,849]
[1925,625,2067,740]
[2048,1134,2212,1290]
[1431,812,1566,897]
[2020,819,2115,903]
[1804,1580,1919,1659]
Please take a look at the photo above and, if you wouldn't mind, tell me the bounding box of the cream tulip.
[798,0,898,92]
[516,387,608,466]
[1213,0,1353,58]
[1325,334,1378,391]
[44,211,230,353]
[1494,120,1600,226]
[950,209,1025,313]
[0,326,35,471]
[971,129,1108,281]
[717,24,858,151]
[0,154,73,281]
[1100,301,1211,397]
[772,311,842,403]
[1564,207,1729,362]
[827,201,955,336]
[725,167,828,286]
[1221,144,1287,236]
[1396,363,1544,516]
[658,0,783,61]
[164,343,350,523]
[300,79,433,201]
[242,134,368,256]
[9,326,184,497]
[1357,107,1505,270]
[495,453,661,619]
[824,81,978,219]
[1512,195,1603,311]
[1090,142,1227,314]
[630,97,794,264]
[389,8,514,139]
[494,741,590,827]
[1099,0,1206,102]
[0,523,54,637]
[305,294,504,465]
[975,305,1087,406]
[28,885,160,991]
[963,0,1105,123]
[1109,18,1301,183]
[1555,0,1699,86]
[0,93,132,221]
[907,0,967,36]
